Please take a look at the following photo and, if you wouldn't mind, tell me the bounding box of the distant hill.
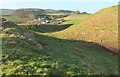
[1,8,88,16]
[1,9,15,15]
[12,8,46,19]
[45,9,75,14]
[51,6,118,53]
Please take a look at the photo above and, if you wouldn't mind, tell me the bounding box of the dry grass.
[49,5,118,53]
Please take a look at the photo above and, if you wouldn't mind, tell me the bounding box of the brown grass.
[50,5,118,53]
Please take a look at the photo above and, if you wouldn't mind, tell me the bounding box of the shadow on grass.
[26,24,73,33]
[34,33,115,54]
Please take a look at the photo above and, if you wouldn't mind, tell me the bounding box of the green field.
[61,20,80,25]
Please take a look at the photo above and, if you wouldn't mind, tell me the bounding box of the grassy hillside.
[1,5,118,76]
[63,14,90,20]
[61,14,90,25]
[1,20,118,76]
[49,6,118,53]
[4,16,26,24]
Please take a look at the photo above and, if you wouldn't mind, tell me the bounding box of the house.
[45,20,50,23]
[36,17,51,24]
[41,21,46,24]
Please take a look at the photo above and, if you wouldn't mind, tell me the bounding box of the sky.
[0,0,119,13]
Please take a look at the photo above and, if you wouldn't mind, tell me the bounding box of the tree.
[82,12,88,14]
[75,10,80,14]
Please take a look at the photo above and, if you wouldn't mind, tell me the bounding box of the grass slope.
[1,20,118,76]
[50,6,118,53]
[64,14,90,20]
[4,16,26,24]
[61,14,90,25]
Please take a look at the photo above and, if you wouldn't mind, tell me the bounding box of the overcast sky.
[0,0,118,13]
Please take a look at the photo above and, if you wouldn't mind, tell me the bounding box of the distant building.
[41,22,46,24]
[45,20,50,23]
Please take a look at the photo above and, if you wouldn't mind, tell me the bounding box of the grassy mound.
[50,6,118,53]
